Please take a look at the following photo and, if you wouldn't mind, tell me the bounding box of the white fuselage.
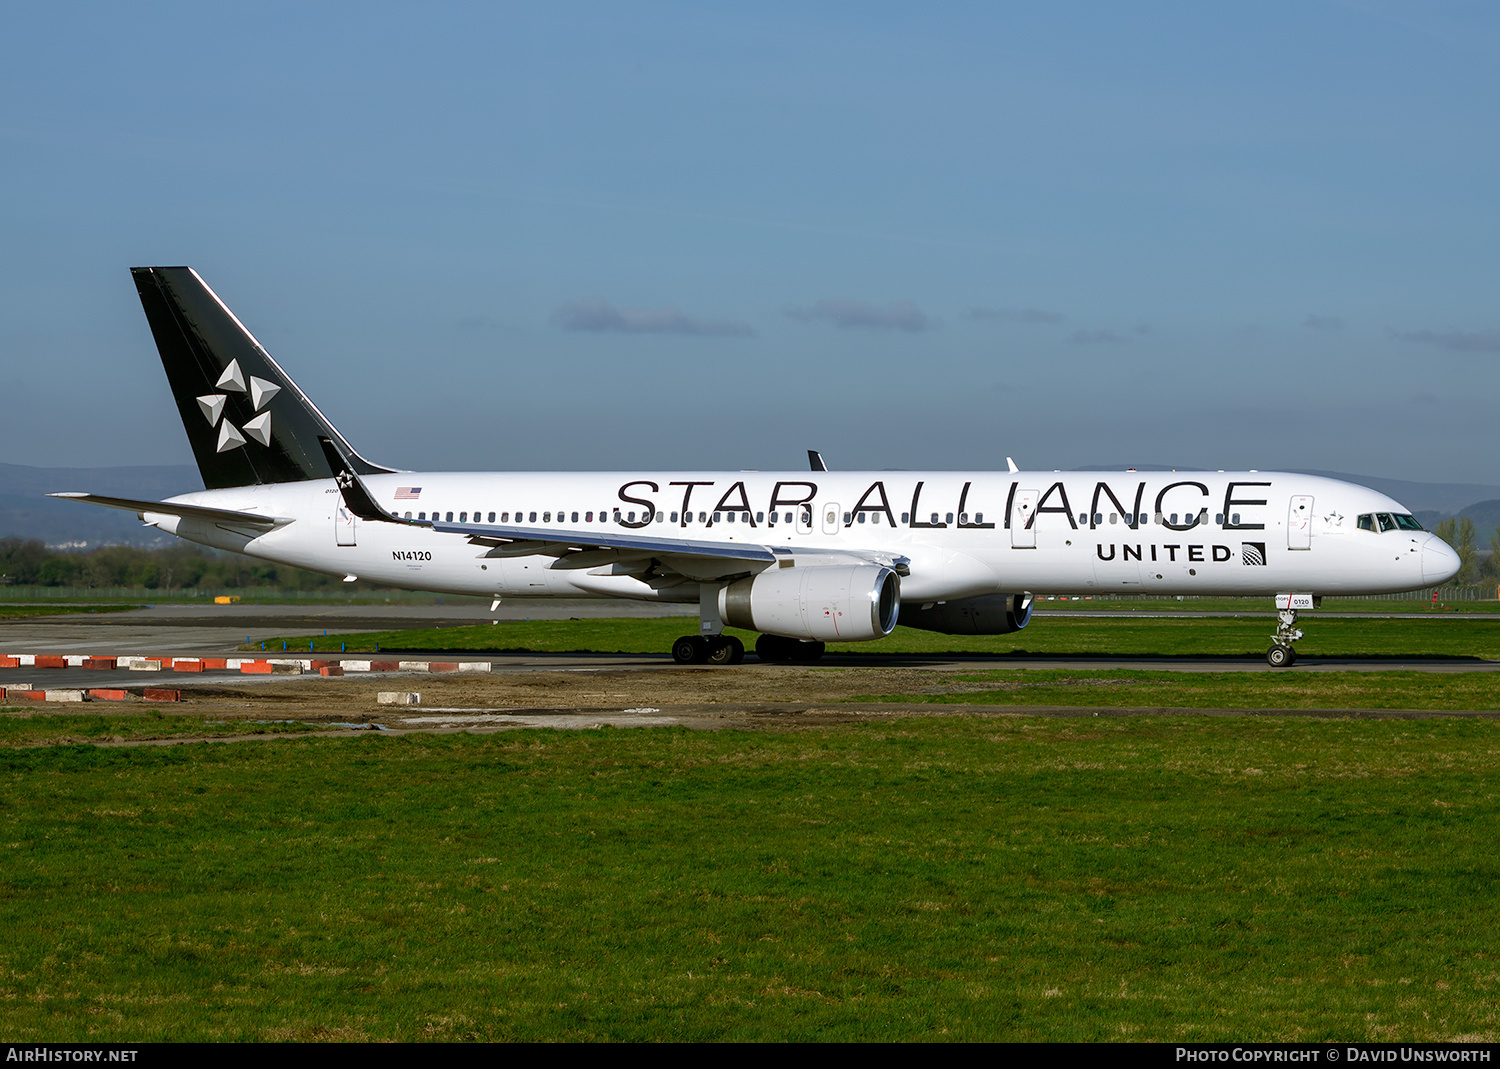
[149,469,1460,604]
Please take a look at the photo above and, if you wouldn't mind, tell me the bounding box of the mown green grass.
[258,614,1500,659]
[0,604,135,619]
[857,669,1500,711]
[0,711,328,747]
[2,719,1498,1041]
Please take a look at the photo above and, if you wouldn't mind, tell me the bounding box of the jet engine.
[901,593,1033,635]
[719,564,900,642]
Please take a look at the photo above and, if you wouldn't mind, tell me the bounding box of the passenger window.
[529,512,537,523]
[488,512,495,522]
[727,512,735,523]
[572,512,579,523]
[1109,513,1118,525]
[543,512,551,523]
[843,512,851,524]
[1170,513,1178,525]
[975,512,984,523]
[901,512,910,524]
[945,513,954,524]
[700,512,707,523]
[1093,513,1102,525]
[1231,513,1240,525]
[418,512,426,520]
[714,512,722,523]
[742,512,750,523]
[459,512,467,522]
[930,513,940,524]
[756,512,764,523]
[404,511,412,519]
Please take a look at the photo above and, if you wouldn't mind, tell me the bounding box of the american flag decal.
[395,487,422,500]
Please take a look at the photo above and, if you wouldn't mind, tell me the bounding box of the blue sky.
[2,1,1498,482]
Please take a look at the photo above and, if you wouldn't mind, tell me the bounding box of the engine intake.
[720,564,900,642]
[901,593,1033,635]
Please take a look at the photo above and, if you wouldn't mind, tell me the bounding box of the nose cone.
[1422,536,1462,586]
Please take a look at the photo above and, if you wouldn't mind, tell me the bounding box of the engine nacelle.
[720,564,900,642]
[901,593,1033,635]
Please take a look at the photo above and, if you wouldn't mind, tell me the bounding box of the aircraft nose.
[1422,535,1461,586]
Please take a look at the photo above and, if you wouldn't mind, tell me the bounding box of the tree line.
[1433,517,1500,587]
[0,538,382,591]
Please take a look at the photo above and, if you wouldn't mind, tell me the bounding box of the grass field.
[2,717,1498,1041]
[0,604,135,619]
[855,668,1500,711]
[254,614,1500,660]
[0,711,330,747]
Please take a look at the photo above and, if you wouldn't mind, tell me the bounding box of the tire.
[672,635,708,665]
[706,635,744,666]
[790,640,826,663]
[755,634,790,663]
[1266,644,1292,668]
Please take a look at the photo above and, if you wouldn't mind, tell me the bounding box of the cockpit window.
[1394,514,1424,531]
[1377,513,1397,532]
[1357,514,1376,532]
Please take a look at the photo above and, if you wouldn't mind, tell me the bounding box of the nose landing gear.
[1267,607,1304,668]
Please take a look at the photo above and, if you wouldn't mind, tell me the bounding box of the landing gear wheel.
[706,635,745,665]
[755,634,791,663]
[1267,644,1295,668]
[672,635,709,665]
[790,640,826,663]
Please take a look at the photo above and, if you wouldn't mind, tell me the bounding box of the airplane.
[53,267,1462,669]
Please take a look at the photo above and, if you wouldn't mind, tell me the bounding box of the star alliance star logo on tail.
[196,359,280,453]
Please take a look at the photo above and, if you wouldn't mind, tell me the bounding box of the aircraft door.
[335,505,357,547]
[1288,495,1313,550]
[1011,490,1038,548]
[822,503,841,535]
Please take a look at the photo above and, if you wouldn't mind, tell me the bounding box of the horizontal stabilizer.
[48,493,288,529]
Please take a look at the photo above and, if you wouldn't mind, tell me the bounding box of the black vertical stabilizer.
[131,267,394,489]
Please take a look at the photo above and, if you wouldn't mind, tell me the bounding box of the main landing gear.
[670,582,824,665]
[668,633,827,665]
[671,634,745,665]
[1267,607,1305,668]
[754,634,825,664]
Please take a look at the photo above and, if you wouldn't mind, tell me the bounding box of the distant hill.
[1458,500,1500,540]
[0,463,202,547]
